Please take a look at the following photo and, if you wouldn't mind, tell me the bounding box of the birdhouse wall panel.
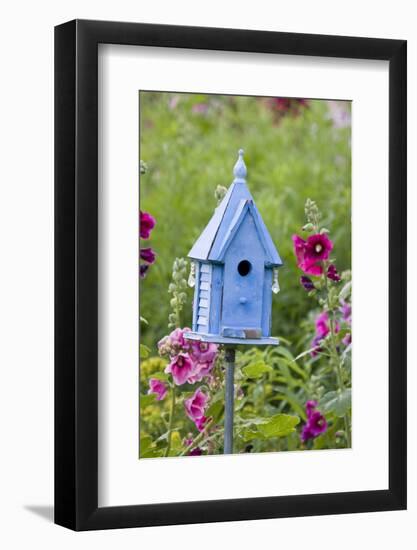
[196,263,212,334]
[208,264,223,335]
[191,262,201,332]
[220,212,265,333]
[262,267,273,336]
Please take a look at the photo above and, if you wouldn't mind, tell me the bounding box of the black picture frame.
[55,19,407,531]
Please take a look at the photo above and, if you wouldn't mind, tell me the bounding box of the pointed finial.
[233,149,247,183]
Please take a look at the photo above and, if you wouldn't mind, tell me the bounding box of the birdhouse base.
[184,331,279,346]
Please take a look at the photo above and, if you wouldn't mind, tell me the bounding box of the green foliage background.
[140,92,351,354]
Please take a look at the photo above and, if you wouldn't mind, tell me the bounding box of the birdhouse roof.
[188,151,282,266]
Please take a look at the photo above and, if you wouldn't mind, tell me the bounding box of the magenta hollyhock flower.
[189,340,218,364]
[310,335,323,357]
[315,311,340,337]
[292,235,322,276]
[147,378,168,401]
[165,353,194,385]
[327,264,341,282]
[311,312,340,356]
[300,275,315,291]
[140,210,156,239]
[292,234,334,276]
[140,247,156,264]
[270,98,308,114]
[140,264,149,279]
[305,400,318,418]
[307,411,327,437]
[315,311,330,338]
[184,388,209,431]
[300,401,327,443]
[304,233,333,264]
[188,447,203,456]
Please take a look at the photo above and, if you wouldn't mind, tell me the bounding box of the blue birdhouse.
[184,150,283,346]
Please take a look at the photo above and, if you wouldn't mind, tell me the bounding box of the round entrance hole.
[237,260,252,276]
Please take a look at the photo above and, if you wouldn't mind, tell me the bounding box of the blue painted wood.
[220,209,264,333]
[191,261,200,331]
[196,263,212,334]
[262,267,273,335]
[187,150,281,346]
[208,264,223,335]
[184,331,279,346]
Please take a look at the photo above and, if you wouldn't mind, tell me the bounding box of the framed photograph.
[55,19,406,530]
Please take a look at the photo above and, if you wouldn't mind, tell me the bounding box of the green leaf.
[242,361,273,379]
[239,414,300,442]
[273,346,295,361]
[149,371,169,381]
[140,435,153,454]
[140,393,156,408]
[257,413,300,438]
[140,316,149,325]
[140,344,151,359]
[320,389,351,417]
[339,281,352,300]
[240,428,260,442]
[206,400,224,423]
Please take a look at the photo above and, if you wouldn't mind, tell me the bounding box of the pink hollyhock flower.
[169,327,191,350]
[140,210,156,239]
[292,233,333,276]
[311,312,340,356]
[140,247,156,264]
[147,378,168,401]
[165,353,194,385]
[184,388,209,431]
[189,340,218,364]
[140,264,149,279]
[343,333,352,346]
[187,361,215,384]
[327,264,341,282]
[195,416,209,432]
[301,401,327,442]
[192,103,208,114]
[158,327,191,357]
[340,300,352,325]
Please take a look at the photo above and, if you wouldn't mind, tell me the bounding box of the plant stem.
[164,385,176,457]
[324,267,351,448]
[179,419,215,456]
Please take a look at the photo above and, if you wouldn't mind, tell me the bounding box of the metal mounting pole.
[224,347,236,454]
